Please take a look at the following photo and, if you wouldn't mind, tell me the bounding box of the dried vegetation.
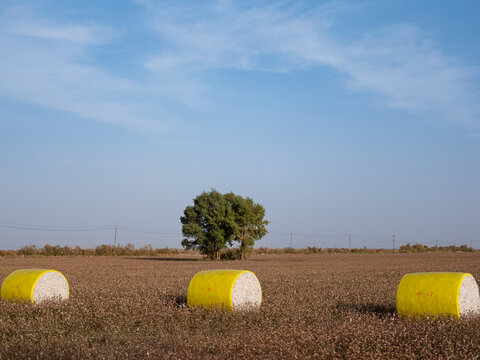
[0,253,479,359]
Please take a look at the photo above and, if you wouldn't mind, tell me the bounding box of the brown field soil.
[0,253,479,359]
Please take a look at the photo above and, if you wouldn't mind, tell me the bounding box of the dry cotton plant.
[0,253,479,359]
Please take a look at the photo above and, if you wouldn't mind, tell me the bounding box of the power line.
[117,227,180,235]
[7,223,470,249]
[350,234,392,239]
[294,232,348,239]
[0,223,180,234]
[0,223,114,232]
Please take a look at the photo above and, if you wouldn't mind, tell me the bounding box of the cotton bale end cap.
[187,269,262,311]
[1,269,69,304]
[396,272,480,318]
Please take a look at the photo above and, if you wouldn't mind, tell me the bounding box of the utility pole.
[267,237,269,249]
[113,227,117,251]
[435,240,438,247]
[392,234,396,253]
[348,233,351,250]
[290,232,293,248]
[318,239,321,249]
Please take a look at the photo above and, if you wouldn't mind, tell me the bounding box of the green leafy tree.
[225,193,269,260]
[180,189,237,259]
[181,190,269,260]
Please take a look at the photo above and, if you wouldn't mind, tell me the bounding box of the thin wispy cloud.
[337,24,480,126]
[1,10,110,44]
[0,5,169,133]
[1,1,479,133]
[143,0,480,129]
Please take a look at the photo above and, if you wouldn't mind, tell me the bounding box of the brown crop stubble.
[0,253,479,359]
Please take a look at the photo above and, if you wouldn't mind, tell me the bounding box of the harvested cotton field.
[0,253,479,359]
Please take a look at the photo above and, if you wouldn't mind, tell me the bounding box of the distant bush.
[94,244,114,256]
[0,249,16,257]
[254,247,283,255]
[17,245,38,256]
[400,243,473,253]
[220,248,242,260]
[305,247,322,254]
[0,242,474,258]
[0,243,184,257]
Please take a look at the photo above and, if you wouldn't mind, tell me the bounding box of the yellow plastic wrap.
[187,269,259,311]
[1,269,69,304]
[396,272,469,318]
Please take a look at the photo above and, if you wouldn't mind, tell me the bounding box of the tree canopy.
[180,190,269,260]
[224,192,269,260]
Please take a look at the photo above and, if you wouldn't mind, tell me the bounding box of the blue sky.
[1,0,479,249]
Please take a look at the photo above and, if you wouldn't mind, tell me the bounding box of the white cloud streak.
[2,18,109,44]
[0,5,168,133]
[1,1,479,133]
[143,0,480,129]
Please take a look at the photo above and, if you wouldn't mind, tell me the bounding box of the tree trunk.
[240,232,246,260]
[213,237,220,260]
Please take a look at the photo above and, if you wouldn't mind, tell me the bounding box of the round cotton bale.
[396,272,480,318]
[1,269,69,304]
[187,269,262,311]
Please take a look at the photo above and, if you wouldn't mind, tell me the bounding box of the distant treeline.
[398,243,474,253]
[0,244,182,257]
[0,242,474,258]
[253,243,474,255]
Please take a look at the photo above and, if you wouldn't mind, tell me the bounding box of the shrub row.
[398,243,473,253]
[0,243,474,258]
[0,244,181,257]
[253,244,474,255]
